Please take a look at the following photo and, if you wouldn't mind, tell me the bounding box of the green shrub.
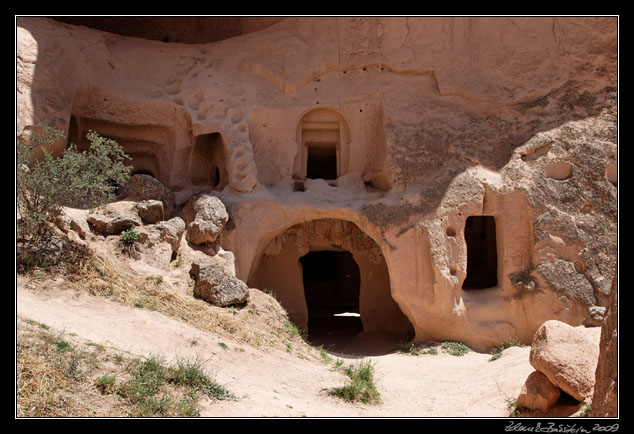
[328,360,381,405]
[121,227,138,246]
[17,127,131,265]
[441,341,471,356]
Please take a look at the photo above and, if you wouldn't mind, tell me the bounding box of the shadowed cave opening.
[306,143,337,180]
[463,216,498,290]
[300,251,362,339]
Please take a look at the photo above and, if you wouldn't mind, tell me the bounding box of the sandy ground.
[16,283,537,418]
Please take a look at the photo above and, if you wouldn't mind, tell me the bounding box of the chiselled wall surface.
[17,16,617,350]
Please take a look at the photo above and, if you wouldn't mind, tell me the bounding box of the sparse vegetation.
[282,320,303,339]
[16,319,234,417]
[328,360,381,405]
[120,227,139,255]
[579,403,592,417]
[441,341,471,356]
[489,352,503,362]
[398,341,438,356]
[112,356,233,417]
[488,338,527,362]
[506,397,521,417]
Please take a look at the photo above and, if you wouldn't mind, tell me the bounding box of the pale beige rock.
[517,370,561,411]
[182,194,228,246]
[121,175,175,218]
[137,200,164,224]
[135,217,186,268]
[529,320,602,402]
[190,262,249,307]
[86,202,142,236]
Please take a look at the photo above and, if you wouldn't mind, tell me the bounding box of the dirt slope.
[16,281,536,418]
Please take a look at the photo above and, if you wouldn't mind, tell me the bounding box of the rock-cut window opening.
[463,216,498,290]
[300,250,362,338]
[296,108,351,182]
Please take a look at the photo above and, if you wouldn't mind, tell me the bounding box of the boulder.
[529,320,602,402]
[69,217,91,240]
[154,217,186,253]
[517,371,561,411]
[182,194,229,245]
[137,200,164,224]
[87,213,141,235]
[120,174,175,217]
[189,262,249,307]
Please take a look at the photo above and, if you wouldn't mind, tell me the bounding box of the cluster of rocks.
[517,320,602,411]
[55,173,249,307]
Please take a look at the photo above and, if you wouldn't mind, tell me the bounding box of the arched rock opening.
[294,108,351,182]
[247,218,413,351]
[190,132,228,190]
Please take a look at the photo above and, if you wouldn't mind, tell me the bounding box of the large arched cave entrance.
[247,218,413,353]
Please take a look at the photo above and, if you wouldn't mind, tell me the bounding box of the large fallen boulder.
[529,320,602,402]
[182,194,229,246]
[189,262,249,307]
[517,370,561,411]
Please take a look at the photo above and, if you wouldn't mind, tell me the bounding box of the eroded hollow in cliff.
[300,250,362,337]
[463,216,498,290]
[190,133,228,190]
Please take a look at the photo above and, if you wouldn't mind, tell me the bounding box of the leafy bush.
[120,227,139,255]
[17,127,131,265]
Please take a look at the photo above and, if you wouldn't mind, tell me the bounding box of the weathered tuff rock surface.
[86,202,141,236]
[189,262,249,307]
[136,200,165,224]
[182,194,229,246]
[120,174,176,218]
[517,370,561,411]
[591,265,618,417]
[529,320,601,402]
[17,17,617,352]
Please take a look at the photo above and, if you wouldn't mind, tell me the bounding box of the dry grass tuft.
[16,318,234,417]
[16,320,127,417]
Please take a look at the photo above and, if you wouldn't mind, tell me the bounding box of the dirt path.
[16,284,535,418]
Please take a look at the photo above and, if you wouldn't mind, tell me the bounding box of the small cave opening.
[190,132,227,190]
[306,143,338,180]
[300,250,362,339]
[463,216,499,290]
